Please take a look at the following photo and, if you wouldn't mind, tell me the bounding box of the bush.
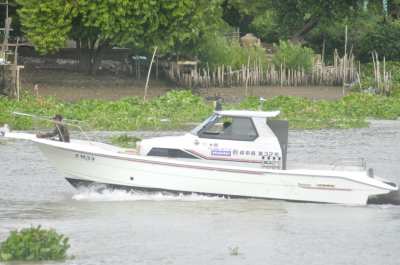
[196,33,268,70]
[359,20,400,62]
[237,93,400,129]
[0,226,70,261]
[2,90,400,131]
[0,90,214,131]
[272,40,314,72]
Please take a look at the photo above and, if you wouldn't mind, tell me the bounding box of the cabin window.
[147,148,198,159]
[198,116,258,141]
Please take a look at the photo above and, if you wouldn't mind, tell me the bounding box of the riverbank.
[21,69,175,101]
[21,69,347,102]
[1,90,400,131]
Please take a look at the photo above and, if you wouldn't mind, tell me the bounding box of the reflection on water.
[1,120,400,265]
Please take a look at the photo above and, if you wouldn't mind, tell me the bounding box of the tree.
[222,0,272,35]
[270,0,362,41]
[17,0,221,74]
[222,0,364,42]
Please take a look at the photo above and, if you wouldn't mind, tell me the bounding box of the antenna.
[259,97,266,111]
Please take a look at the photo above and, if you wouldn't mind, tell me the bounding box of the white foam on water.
[72,188,227,202]
[370,204,400,209]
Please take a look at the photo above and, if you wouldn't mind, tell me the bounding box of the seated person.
[223,121,231,130]
[222,121,232,135]
[36,114,70,142]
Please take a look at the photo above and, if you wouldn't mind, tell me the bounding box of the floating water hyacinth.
[0,226,70,261]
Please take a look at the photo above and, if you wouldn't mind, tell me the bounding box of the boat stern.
[367,180,400,204]
[1,124,38,141]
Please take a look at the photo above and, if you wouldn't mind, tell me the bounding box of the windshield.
[197,115,258,141]
[190,114,219,135]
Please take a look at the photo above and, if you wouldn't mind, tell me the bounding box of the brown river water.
[0,120,400,265]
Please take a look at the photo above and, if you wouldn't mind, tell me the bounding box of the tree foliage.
[222,0,271,33]
[360,19,400,61]
[14,0,400,69]
[222,0,364,41]
[269,0,363,40]
[17,0,221,73]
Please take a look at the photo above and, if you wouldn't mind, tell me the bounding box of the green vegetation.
[360,20,400,62]
[17,0,220,74]
[0,226,70,262]
[7,0,400,64]
[358,61,400,95]
[0,90,213,131]
[238,93,400,129]
[222,0,362,42]
[110,134,141,148]
[4,1,400,134]
[306,11,400,63]
[196,34,268,70]
[249,9,279,42]
[11,0,400,74]
[272,40,315,72]
[1,90,400,131]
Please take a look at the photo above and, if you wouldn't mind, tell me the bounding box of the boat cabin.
[138,110,288,169]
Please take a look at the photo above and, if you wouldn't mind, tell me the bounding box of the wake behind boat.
[1,110,398,205]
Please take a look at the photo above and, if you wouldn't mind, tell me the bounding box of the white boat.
[1,110,398,205]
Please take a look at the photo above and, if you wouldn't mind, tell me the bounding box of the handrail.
[12,111,92,142]
[330,157,366,170]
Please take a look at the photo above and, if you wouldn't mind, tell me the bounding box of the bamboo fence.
[167,50,359,89]
[370,51,392,95]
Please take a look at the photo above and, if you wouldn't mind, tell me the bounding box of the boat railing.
[330,157,367,171]
[12,111,94,143]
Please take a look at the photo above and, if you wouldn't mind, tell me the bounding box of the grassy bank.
[1,90,400,131]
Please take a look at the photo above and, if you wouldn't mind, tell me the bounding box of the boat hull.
[36,142,396,205]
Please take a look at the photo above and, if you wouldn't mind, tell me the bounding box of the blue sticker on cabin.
[211,149,232,157]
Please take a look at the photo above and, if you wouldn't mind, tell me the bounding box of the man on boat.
[36,114,70,142]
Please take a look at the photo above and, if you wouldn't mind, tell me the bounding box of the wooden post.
[383,56,386,95]
[376,53,381,93]
[322,38,326,65]
[1,17,11,55]
[138,59,141,80]
[155,56,159,80]
[14,37,19,65]
[245,56,250,97]
[342,25,348,96]
[143,46,158,101]
[16,65,23,101]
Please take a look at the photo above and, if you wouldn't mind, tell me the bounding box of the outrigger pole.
[12,112,91,141]
[12,112,83,123]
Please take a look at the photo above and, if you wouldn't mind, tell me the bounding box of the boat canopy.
[214,110,280,118]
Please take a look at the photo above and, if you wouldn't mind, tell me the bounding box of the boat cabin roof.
[214,110,280,118]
